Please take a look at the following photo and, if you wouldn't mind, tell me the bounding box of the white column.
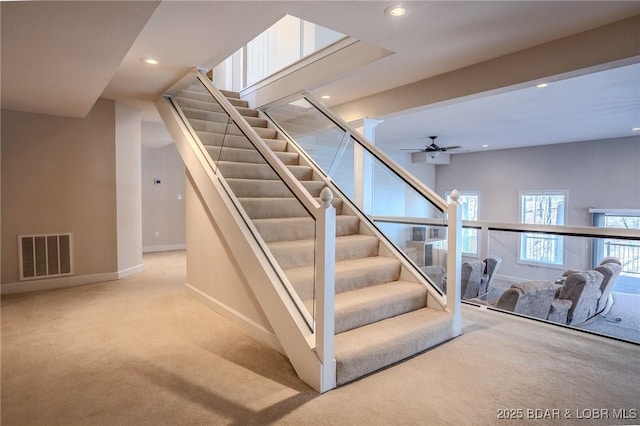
[351,118,383,214]
[115,102,143,277]
[447,189,463,336]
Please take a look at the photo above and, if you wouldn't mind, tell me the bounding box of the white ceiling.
[374,62,640,153]
[2,1,639,150]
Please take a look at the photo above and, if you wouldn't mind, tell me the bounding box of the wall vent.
[18,233,73,281]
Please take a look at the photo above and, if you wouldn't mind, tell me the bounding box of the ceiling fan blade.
[440,145,463,151]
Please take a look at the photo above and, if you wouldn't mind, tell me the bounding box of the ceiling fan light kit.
[401,135,464,155]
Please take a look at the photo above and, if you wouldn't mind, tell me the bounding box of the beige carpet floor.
[2,250,639,425]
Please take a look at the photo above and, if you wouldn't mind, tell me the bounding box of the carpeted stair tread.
[196,132,288,152]
[226,179,326,198]
[239,197,343,219]
[269,234,379,269]
[182,106,267,128]
[174,97,228,115]
[179,89,249,108]
[217,161,314,181]
[188,119,276,139]
[285,256,401,297]
[220,89,240,99]
[252,215,360,242]
[334,308,454,385]
[177,91,258,118]
[333,280,427,334]
[205,146,299,165]
[184,84,241,100]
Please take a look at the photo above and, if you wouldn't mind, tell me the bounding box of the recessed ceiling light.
[321,95,331,99]
[384,5,408,17]
[632,127,640,132]
[482,144,489,148]
[536,82,549,88]
[141,57,158,65]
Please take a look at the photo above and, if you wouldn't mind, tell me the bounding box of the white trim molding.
[185,283,285,355]
[143,244,186,253]
[118,264,144,279]
[1,272,119,295]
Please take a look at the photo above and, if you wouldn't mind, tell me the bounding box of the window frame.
[446,190,480,255]
[518,189,568,268]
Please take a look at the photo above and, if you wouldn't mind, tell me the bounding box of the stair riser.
[196,133,288,152]
[205,147,299,165]
[288,259,401,299]
[183,85,244,104]
[253,216,359,243]
[226,179,326,198]
[177,92,258,117]
[240,198,343,219]
[335,313,454,386]
[271,238,379,270]
[217,162,313,181]
[183,108,267,128]
[174,97,226,114]
[335,291,426,334]
[189,120,276,139]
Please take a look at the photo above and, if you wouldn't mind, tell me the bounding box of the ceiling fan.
[401,136,463,156]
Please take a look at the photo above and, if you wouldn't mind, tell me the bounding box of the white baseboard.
[185,283,285,355]
[1,264,144,295]
[143,244,186,253]
[118,264,144,279]
[2,272,119,295]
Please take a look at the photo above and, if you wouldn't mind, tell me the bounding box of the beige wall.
[141,143,186,251]
[1,100,118,284]
[435,136,640,224]
[435,136,640,283]
[185,174,272,332]
[115,102,143,273]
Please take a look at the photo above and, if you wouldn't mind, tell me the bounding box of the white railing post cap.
[320,187,334,208]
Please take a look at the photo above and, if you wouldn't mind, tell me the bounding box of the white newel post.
[447,189,463,336]
[316,187,336,391]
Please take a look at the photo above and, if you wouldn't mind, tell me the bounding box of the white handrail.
[193,71,323,215]
[164,69,337,386]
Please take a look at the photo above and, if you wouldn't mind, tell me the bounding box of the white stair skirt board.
[171,83,455,388]
[185,283,285,355]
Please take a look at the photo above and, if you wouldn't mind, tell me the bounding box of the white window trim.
[446,190,480,255]
[518,189,568,268]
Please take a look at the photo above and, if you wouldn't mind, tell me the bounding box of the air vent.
[18,233,73,281]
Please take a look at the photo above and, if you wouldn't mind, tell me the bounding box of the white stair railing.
[160,69,338,392]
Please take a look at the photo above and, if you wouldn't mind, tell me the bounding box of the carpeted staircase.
[173,84,454,386]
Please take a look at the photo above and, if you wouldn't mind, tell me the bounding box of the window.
[591,210,640,274]
[447,191,479,254]
[214,15,346,91]
[519,191,566,265]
